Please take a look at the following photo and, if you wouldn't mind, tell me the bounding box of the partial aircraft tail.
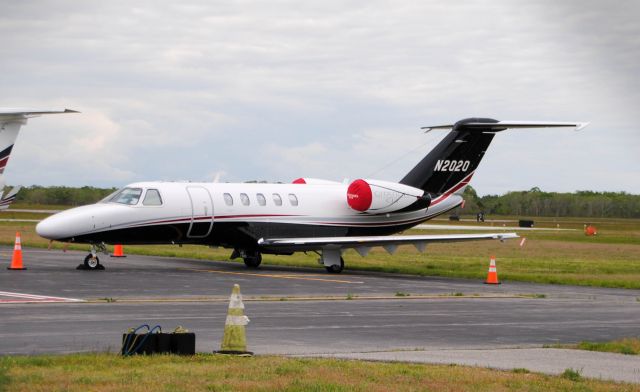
[0,108,78,175]
[0,185,21,210]
[400,118,588,197]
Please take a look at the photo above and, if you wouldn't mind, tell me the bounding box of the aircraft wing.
[258,232,518,254]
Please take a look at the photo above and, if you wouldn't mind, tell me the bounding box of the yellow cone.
[217,284,252,355]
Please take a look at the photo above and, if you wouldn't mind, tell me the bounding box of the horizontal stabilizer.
[0,108,79,118]
[422,121,589,132]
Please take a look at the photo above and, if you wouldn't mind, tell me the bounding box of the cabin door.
[186,186,213,238]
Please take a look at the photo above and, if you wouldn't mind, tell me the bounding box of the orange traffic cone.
[7,232,26,270]
[110,244,126,258]
[484,255,500,285]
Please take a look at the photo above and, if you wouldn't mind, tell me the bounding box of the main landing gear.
[78,244,106,270]
[231,249,262,269]
[231,248,345,273]
[319,248,344,274]
[243,252,262,268]
[325,257,345,274]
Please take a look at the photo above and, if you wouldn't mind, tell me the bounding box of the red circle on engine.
[292,178,306,184]
[347,179,372,211]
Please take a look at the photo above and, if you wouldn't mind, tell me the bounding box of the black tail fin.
[400,118,498,196]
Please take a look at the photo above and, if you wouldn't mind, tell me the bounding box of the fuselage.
[36,181,463,252]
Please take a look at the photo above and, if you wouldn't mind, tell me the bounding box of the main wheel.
[325,257,344,274]
[243,252,262,268]
[84,254,100,270]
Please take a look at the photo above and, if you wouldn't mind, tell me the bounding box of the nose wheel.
[83,254,102,270]
[77,244,106,270]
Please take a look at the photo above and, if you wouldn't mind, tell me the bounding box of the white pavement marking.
[310,348,640,384]
[0,291,84,304]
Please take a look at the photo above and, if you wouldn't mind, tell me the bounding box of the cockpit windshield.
[104,187,143,205]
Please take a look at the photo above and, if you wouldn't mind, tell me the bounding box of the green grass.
[4,215,640,289]
[1,353,637,391]
[561,368,583,382]
[394,291,410,297]
[575,338,640,355]
[8,203,67,210]
[547,338,640,356]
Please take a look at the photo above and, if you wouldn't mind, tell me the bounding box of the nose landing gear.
[77,244,107,270]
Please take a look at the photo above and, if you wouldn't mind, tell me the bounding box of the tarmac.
[1,246,640,383]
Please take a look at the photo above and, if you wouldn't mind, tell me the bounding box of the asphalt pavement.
[1,247,639,383]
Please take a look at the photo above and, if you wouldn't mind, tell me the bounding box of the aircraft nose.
[36,217,61,240]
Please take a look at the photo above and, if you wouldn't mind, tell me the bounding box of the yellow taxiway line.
[180,268,364,284]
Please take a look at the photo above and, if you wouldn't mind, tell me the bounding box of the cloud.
[0,0,638,193]
[7,108,136,185]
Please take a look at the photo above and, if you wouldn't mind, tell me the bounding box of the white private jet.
[0,108,78,210]
[36,117,587,272]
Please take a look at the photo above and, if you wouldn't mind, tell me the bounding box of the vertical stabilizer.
[400,118,588,197]
[400,118,498,196]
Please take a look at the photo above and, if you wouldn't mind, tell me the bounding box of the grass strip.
[1,353,638,391]
[576,339,640,355]
[552,338,640,356]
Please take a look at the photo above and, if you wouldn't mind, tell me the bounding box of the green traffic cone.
[216,284,252,355]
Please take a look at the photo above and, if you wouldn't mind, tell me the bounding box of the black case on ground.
[122,332,195,355]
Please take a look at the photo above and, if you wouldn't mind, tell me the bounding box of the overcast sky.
[1,0,638,195]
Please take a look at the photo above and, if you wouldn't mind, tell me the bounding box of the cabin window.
[256,193,266,206]
[109,187,143,205]
[142,189,163,206]
[240,193,250,206]
[288,193,298,206]
[223,193,233,206]
[272,193,282,206]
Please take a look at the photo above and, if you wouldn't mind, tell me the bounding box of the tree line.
[14,186,117,206]
[459,186,640,218]
[10,185,640,218]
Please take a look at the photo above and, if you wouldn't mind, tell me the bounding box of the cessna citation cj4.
[36,118,587,272]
